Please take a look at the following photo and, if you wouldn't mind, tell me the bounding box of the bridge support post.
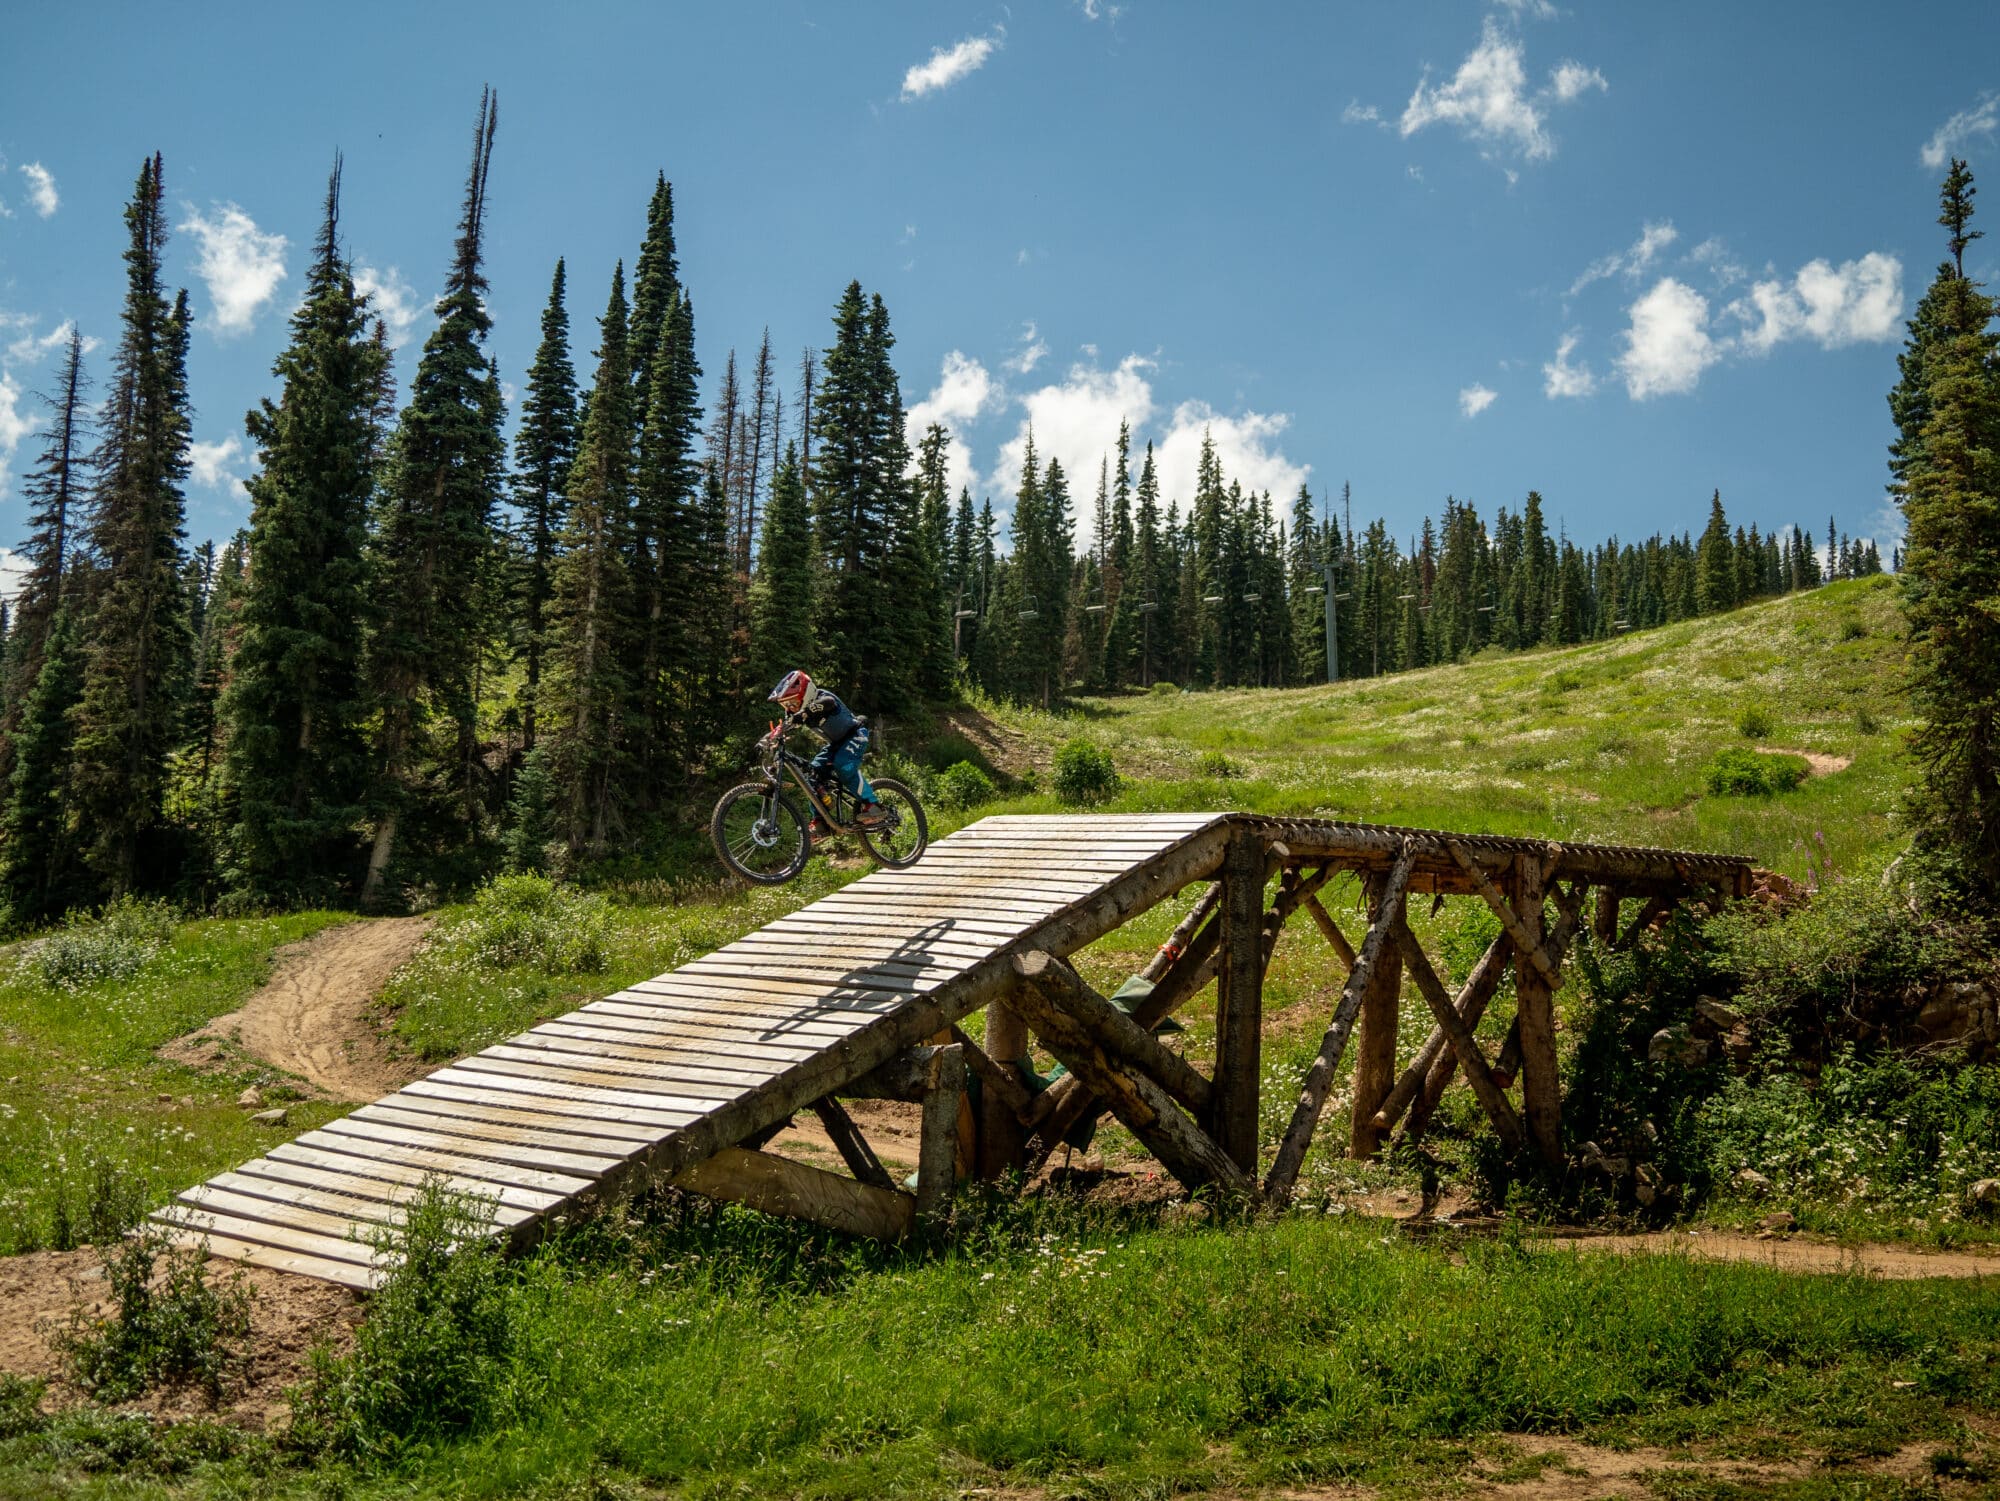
[916,1044,966,1229]
[1213,829,1266,1175]
[1514,855,1563,1164]
[1350,873,1404,1159]
[978,999,1028,1180]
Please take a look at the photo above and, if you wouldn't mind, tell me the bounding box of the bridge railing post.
[1212,828,1267,1174]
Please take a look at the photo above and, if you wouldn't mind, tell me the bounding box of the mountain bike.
[709,720,928,885]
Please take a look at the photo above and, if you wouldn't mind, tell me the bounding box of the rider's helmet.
[768,670,812,716]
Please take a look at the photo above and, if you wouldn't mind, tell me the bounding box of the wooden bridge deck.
[157,814,1231,1288]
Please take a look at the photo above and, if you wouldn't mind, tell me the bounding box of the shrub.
[1195,750,1242,780]
[49,1229,251,1404]
[1149,680,1178,695]
[1856,705,1880,735]
[447,874,611,974]
[38,897,178,992]
[933,760,996,811]
[1839,617,1868,642]
[1051,739,1119,807]
[1704,746,1808,797]
[1735,705,1773,739]
[289,1181,516,1458]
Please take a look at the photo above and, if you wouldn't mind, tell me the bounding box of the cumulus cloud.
[1617,278,1720,399]
[1729,253,1903,355]
[1397,19,1605,164]
[1688,235,1747,287]
[179,203,288,335]
[906,350,1002,498]
[1003,321,1048,375]
[19,163,57,218]
[352,263,423,347]
[6,319,98,368]
[902,31,1001,101]
[0,372,32,499]
[1152,403,1310,512]
[1568,219,1678,296]
[1494,0,1558,18]
[990,355,1158,503]
[1459,383,1498,418]
[1921,93,1998,171]
[188,434,249,499]
[1542,330,1597,398]
[1341,100,1384,126]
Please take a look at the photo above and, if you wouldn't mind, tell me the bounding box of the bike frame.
[755,726,866,833]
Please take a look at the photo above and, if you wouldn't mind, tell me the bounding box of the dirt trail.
[1756,744,1853,776]
[1536,1227,2000,1279]
[161,917,432,1102]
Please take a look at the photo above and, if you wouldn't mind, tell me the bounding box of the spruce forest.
[0,97,1897,921]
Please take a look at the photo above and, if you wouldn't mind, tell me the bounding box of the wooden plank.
[196,1167,539,1233]
[513,1024,799,1082]
[676,958,939,993]
[1212,829,1266,1173]
[355,1101,647,1161]
[672,1147,916,1241]
[722,931,997,963]
[157,1202,382,1270]
[404,1074,692,1135]
[1513,853,1562,1165]
[1392,917,1525,1152]
[582,996,882,1042]
[175,1183,398,1248]
[155,1224,382,1290]
[274,1132,595,1200]
[317,1115,623,1180]
[444,1055,722,1114]
[1265,843,1414,1203]
[478,1041,754,1098]
[1009,952,1254,1201]
[255,1143,568,1213]
[624,973,912,1010]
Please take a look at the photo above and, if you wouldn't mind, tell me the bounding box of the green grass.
[0,911,351,1255]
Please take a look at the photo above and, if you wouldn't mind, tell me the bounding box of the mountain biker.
[767,670,889,830]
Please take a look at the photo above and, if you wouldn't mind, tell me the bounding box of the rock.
[1162,1201,1210,1227]
[1758,1210,1796,1234]
[156,1093,174,1103]
[1968,1179,2000,1213]
[1634,1180,1656,1207]
[1734,1168,1772,1197]
[237,1086,263,1108]
[1726,1027,1756,1068]
[250,1107,288,1127]
[1694,996,1744,1031]
[1648,1026,1710,1066]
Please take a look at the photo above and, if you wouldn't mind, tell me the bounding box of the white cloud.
[1495,0,1558,18]
[1542,330,1596,398]
[1688,235,1746,287]
[1617,278,1719,399]
[179,203,288,335]
[901,31,1001,101]
[188,434,249,499]
[1341,100,1383,126]
[1921,93,1998,170]
[1398,19,1604,164]
[907,350,1001,498]
[6,319,97,367]
[1003,321,1048,375]
[352,263,422,347]
[1078,0,1124,20]
[0,372,33,499]
[1459,383,1498,418]
[1729,252,1903,355]
[1567,219,1677,295]
[1548,61,1606,103]
[0,549,27,602]
[991,355,1158,503]
[19,163,57,218]
[1152,403,1310,511]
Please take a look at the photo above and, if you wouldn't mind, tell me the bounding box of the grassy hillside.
[953,576,1905,878]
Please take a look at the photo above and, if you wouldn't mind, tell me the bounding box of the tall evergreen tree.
[1,605,89,920]
[69,153,194,895]
[510,258,580,750]
[750,441,814,687]
[223,159,388,901]
[361,90,506,906]
[543,266,637,855]
[1694,490,1736,614]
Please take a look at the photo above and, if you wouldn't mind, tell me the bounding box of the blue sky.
[2,1,1997,564]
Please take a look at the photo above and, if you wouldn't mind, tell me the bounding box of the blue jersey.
[798,685,860,745]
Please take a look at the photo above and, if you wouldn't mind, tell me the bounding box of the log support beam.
[673,1148,916,1242]
[1512,854,1562,1164]
[1349,870,1405,1160]
[1212,830,1268,1174]
[810,1097,895,1191]
[915,1044,965,1228]
[1393,917,1525,1151]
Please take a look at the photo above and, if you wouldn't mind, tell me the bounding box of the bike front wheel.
[711,782,811,885]
[860,777,929,869]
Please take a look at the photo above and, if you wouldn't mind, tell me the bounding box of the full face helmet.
[768,670,812,716]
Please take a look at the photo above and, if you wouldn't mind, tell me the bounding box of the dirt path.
[1537,1227,2000,1279]
[161,917,432,1103]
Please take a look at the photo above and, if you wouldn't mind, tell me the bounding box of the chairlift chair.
[1017,593,1040,622]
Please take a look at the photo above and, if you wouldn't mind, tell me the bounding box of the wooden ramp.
[157,814,1232,1289]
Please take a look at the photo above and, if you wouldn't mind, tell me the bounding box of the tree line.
[0,93,1892,919]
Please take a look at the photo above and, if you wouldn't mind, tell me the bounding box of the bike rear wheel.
[859,777,929,868]
[711,781,811,885]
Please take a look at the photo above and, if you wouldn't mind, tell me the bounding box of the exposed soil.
[1756,744,1854,777]
[0,1245,361,1431]
[768,1097,925,1177]
[938,704,1038,778]
[1536,1226,2000,1280]
[160,917,433,1102]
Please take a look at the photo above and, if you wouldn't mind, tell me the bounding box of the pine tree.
[543,266,637,855]
[1,326,91,781]
[223,159,388,901]
[69,154,194,895]
[1132,443,1164,686]
[913,422,956,697]
[1695,490,1736,614]
[750,441,814,687]
[1,605,89,920]
[510,258,580,750]
[361,91,506,905]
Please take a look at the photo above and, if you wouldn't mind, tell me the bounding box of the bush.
[447,874,611,974]
[1051,739,1120,807]
[1735,705,1773,739]
[932,760,996,812]
[1704,746,1808,797]
[1149,680,1178,696]
[290,1181,517,1459]
[38,897,178,992]
[49,1229,251,1404]
[1194,750,1242,780]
